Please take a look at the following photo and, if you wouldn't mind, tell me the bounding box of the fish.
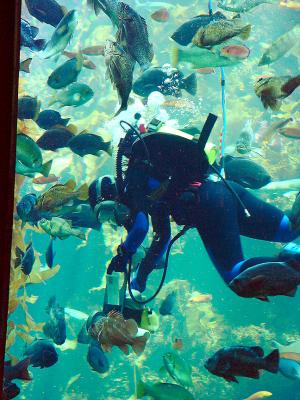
[254,75,300,111]
[104,41,135,117]
[65,307,89,320]
[280,352,300,362]
[280,0,300,9]
[224,156,271,189]
[25,0,66,27]
[171,11,227,46]
[272,339,300,355]
[188,292,212,303]
[236,120,254,154]
[16,193,40,227]
[171,46,242,69]
[87,340,110,374]
[47,53,83,89]
[205,346,279,382]
[63,204,101,230]
[196,67,215,74]
[116,2,154,71]
[133,66,197,98]
[279,358,300,380]
[229,261,300,300]
[43,296,66,345]
[162,351,193,387]
[258,25,300,66]
[48,82,94,107]
[220,44,250,59]
[20,58,32,73]
[151,8,170,22]
[20,19,46,51]
[87,0,119,26]
[4,358,31,382]
[159,291,176,316]
[15,240,35,275]
[32,174,60,185]
[192,18,251,48]
[162,99,195,110]
[36,179,89,212]
[135,0,175,9]
[137,380,195,400]
[68,133,112,157]
[38,217,86,240]
[217,0,273,13]
[88,310,150,355]
[63,51,97,69]
[77,322,91,344]
[82,45,105,56]
[36,110,70,130]
[24,339,58,368]
[278,127,300,139]
[244,391,273,400]
[36,126,76,151]
[3,381,21,400]
[18,96,41,120]
[46,238,55,268]
[16,134,53,177]
[41,10,77,59]
[172,338,184,350]
[257,117,293,144]
[290,193,300,230]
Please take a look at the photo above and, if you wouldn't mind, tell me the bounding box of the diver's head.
[88,175,117,210]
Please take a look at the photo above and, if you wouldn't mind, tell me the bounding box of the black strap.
[198,113,218,154]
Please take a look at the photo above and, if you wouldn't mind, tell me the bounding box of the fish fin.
[182,73,197,96]
[137,380,146,399]
[224,375,238,383]
[239,24,252,40]
[171,47,179,67]
[77,183,89,201]
[119,344,130,355]
[65,179,76,191]
[75,230,86,241]
[16,358,32,381]
[66,124,78,134]
[87,0,104,15]
[113,104,127,118]
[256,295,269,302]
[20,58,32,73]
[61,5,68,15]
[264,349,279,373]
[40,160,53,177]
[132,336,148,355]
[251,346,264,357]
[34,100,41,121]
[281,76,300,95]
[34,39,46,52]
[125,319,138,337]
[284,287,297,297]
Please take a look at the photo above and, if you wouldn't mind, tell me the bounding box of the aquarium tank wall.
[2,0,300,398]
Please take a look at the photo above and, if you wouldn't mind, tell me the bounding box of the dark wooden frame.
[0,0,21,389]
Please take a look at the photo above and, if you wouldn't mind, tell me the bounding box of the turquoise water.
[7,0,300,398]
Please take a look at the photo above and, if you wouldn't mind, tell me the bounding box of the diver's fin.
[239,24,252,40]
[182,73,197,96]
[40,160,53,177]
[264,350,279,373]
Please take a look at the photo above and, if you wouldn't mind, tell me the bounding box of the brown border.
[0,0,21,389]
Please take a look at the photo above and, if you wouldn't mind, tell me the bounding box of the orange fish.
[280,352,300,362]
[189,293,212,303]
[32,174,60,184]
[280,0,300,10]
[88,310,150,355]
[151,8,170,22]
[82,45,105,56]
[220,45,250,59]
[196,67,215,74]
[172,338,184,350]
[278,127,300,139]
[162,99,194,110]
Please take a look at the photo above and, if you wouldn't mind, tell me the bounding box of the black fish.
[159,291,176,316]
[133,66,197,98]
[43,296,67,345]
[25,0,65,27]
[224,155,271,189]
[15,241,35,275]
[171,11,227,46]
[46,238,55,268]
[3,381,21,399]
[229,261,300,300]
[47,54,83,89]
[24,339,58,368]
[36,110,70,130]
[4,358,31,382]
[36,127,75,151]
[205,346,279,383]
[20,19,46,51]
[87,340,109,374]
[68,133,112,157]
[18,96,41,121]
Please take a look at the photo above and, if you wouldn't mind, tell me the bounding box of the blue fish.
[25,0,65,27]
[3,381,21,399]
[16,193,40,228]
[43,296,66,345]
[279,358,300,380]
[15,240,35,275]
[36,110,70,130]
[87,340,109,374]
[159,291,176,316]
[20,19,46,51]
[18,96,41,121]
[24,339,58,368]
[46,238,55,268]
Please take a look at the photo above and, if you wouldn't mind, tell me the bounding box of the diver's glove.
[107,244,132,274]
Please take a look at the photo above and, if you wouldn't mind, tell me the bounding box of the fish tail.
[113,104,127,118]
[239,24,252,40]
[16,358,32,381]
[77,183,89,201]
[281,75,300,95]
[104,142,113,156]
[40,160,53,177]
[264,349,279,373]
[87,0,105,16]
[171,47,180,67]
[20,58,32,73]
[182,73,197,96]
[34,39,46,52]
[74,230,86,240]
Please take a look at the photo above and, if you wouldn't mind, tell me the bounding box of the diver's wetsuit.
[171,180,300,283]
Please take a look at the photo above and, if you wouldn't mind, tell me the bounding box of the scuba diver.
[105,113,300,298]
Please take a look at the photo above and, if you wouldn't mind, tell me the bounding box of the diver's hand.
[107,245,130,274]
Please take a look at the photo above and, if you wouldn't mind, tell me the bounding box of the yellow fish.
[244,391,272,400]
